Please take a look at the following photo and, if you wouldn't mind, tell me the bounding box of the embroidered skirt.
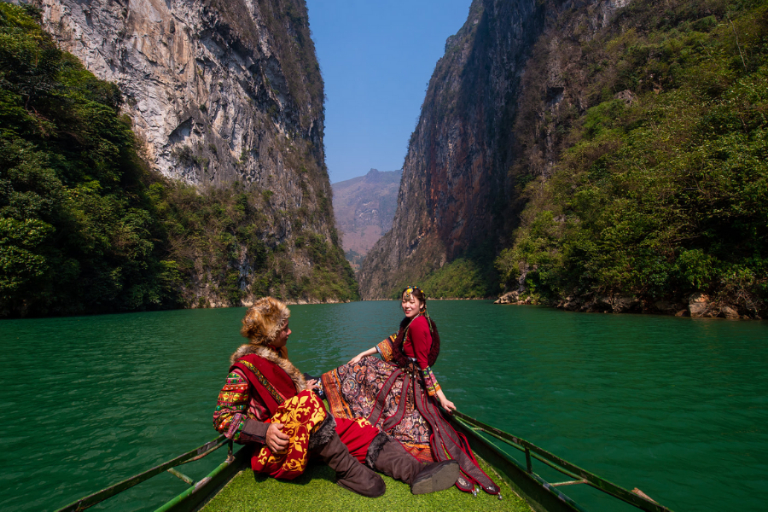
[322,356,434,462]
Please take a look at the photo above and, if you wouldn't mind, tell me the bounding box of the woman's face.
[272,320,291,348]
[401,294,423,319]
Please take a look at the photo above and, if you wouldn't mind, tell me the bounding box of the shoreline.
[493,291,763,320]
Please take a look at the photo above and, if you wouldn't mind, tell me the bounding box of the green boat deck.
[56,411,672,512]
[201,458,531,512]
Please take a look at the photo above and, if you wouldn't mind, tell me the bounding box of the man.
[213,297,460,497]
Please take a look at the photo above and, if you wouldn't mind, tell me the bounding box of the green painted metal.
[448,414,585,512]
[451,411,673,512]
[155,445,250,512]
[155,446,252,512]
[54,436,229,512]
[167,468,195,486]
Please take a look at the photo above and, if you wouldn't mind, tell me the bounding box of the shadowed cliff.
[358,0,553,299]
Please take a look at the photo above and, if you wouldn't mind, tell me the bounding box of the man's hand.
[266,422,289,453]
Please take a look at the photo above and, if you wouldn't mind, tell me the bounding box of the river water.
[1,301,766,511]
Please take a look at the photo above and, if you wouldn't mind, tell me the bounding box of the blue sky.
[305,0,472,184]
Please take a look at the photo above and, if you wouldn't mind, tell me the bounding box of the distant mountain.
[332,169,402,271]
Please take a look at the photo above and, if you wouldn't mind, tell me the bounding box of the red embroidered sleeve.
[213,371,250,441]
[376,334,398,362]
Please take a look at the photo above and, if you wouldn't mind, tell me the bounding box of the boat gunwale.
[156,444,251,512]
[53,436,232,512]
[449,412,673,512]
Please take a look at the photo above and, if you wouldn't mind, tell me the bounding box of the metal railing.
[451,411,673,512]
[55,435,233,512]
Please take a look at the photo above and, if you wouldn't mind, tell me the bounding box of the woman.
[213,296,460,497]
[321,287,499,495]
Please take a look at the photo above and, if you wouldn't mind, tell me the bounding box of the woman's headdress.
[402,285,432,332]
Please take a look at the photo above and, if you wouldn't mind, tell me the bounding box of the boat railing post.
[525,447,532,473]
[227,439,234,463]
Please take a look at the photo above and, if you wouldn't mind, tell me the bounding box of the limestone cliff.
[358,0,628,299]
[33,0,355,304]
[37,0,323,186]
[36,0,335,236]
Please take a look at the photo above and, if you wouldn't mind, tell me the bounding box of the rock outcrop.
[37,0,324,185]
[498,290,751,320]
[494,291,532,305]
[686,294,744,320]
[36,0,335,235]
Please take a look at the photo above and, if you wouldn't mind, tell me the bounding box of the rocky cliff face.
[358,0,629,299]
[39,0,320,178]
[34,0,354,303]
[37,0,333,229]
[332,168,401,270]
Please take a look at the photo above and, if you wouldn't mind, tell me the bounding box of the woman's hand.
[266,422,290,453]
[348,346,377,365]
[440,397,456,412]
[307,379,319,391]
[436,389,456,413]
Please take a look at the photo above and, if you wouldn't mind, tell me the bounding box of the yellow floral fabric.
[251,390,327,480]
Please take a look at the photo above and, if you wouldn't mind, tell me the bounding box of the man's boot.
[366,434,460,494]
[315,430,386,497]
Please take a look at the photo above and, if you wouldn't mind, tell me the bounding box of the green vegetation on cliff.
[0,3,179,316]
[149,178,357,306]
[497,0,768,316]
[416,258,489,299]
[0,4,356,318]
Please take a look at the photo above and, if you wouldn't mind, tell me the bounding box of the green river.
[1,301,766,511]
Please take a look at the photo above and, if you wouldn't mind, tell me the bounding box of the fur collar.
[230,344,307,392]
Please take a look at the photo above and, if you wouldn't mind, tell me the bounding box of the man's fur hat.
[240,297,290,345]
[232,297,306,391]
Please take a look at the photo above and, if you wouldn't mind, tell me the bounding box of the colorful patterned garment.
[323,354,434,462]
[322,321,500,495]
[213,370,271,441]
[214,348,381,480]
